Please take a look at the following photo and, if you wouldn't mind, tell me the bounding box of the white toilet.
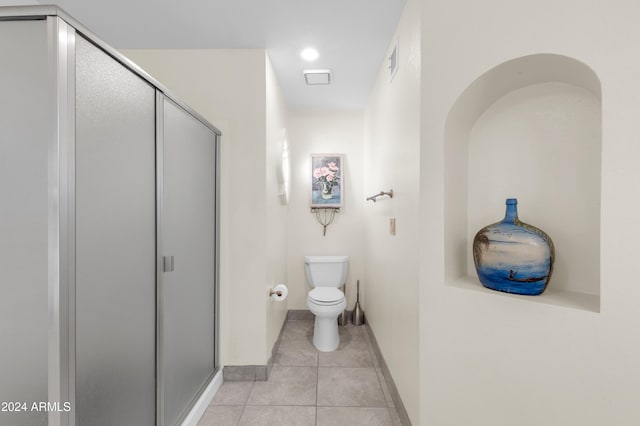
[305,255,348,352]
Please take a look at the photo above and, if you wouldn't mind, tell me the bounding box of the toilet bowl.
[307,288,347,351]
[304,256,348,352]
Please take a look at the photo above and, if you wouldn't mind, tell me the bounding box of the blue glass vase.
[472,198,555,295]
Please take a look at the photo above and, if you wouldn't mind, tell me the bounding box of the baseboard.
[222,310,411,424]
[287,309,314,320]
[366,325,412,426]
[289,308,358,324]
[267,311,289,378]
[180,369,223,426]
[224,312,290,382]
[222,365,269,381]
[285,309,410,425]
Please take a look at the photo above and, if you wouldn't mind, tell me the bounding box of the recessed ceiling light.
[301,48,319,61]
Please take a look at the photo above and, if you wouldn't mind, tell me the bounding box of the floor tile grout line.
[316,404,390,408]
[217,403,390,408]
[231,320,393,425]
[235,379,255,425]
[371,356,393,410]
[315,363,319,425]
[236,402,248,426]
[367,326,398,424]
[241,404,320,407]
[362,326,397,414]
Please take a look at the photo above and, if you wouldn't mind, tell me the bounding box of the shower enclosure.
[0,6,220,426]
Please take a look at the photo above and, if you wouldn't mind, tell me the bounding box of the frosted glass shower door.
[159,96,217,425]
[75,36,157,425]
[0,19,49,426]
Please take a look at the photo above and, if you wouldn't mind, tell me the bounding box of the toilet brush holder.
[352,280,365,326]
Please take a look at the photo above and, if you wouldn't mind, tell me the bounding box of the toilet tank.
[304,256,349,287]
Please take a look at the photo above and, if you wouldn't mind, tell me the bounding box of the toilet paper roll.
[271,284,288,302]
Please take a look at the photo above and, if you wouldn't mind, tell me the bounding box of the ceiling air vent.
[304,69,332,85]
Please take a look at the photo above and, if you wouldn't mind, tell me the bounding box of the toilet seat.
[308,287,344,306]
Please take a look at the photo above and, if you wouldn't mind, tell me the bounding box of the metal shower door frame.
[0,7,221,425]
[46,15,76,426]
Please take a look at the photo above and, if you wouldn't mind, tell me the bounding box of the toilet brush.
[352,280,364,325]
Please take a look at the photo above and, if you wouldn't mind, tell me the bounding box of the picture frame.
[310,154,343,208]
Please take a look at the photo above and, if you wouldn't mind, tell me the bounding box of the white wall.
[265,54,289,356]
[420,1,640,424]
[121,49,273,366]
[363,0,420,423]
[286,111,365,310]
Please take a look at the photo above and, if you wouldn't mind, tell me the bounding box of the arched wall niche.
[444,53,601,312]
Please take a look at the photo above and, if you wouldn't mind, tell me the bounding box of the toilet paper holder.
[269,284,288,301]
[269,288,283,297]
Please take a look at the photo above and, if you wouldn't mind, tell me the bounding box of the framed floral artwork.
[311,154,343,208]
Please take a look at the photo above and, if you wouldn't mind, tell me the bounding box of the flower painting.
[311,154,343,208]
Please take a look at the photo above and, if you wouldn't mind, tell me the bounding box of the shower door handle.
[163,256,174,272]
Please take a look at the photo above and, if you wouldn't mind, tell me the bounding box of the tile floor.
[198,319,403,426]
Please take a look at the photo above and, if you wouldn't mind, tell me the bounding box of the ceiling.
[36,0,407,109]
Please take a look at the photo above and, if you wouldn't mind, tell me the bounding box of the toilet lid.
[308,287,344,304]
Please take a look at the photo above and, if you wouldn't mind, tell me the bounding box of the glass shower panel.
[160,97,216,425]
[75,36,156,425]
[0,19,49,426]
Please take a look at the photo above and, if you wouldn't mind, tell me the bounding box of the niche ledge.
[449,276,600,313]
[444,54,602,313]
